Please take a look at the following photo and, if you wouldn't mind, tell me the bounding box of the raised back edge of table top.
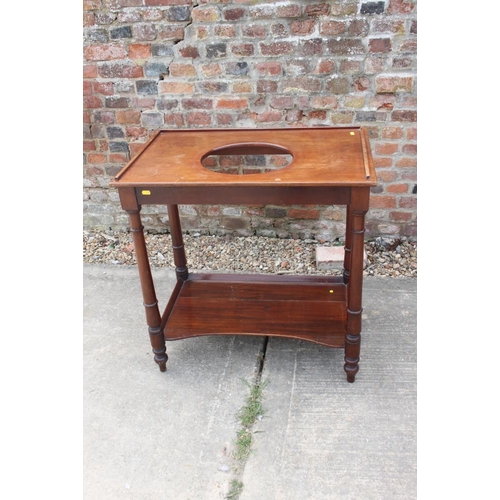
[111,127,377,188]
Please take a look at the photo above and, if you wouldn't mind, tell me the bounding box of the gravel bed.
[83,229,416,278]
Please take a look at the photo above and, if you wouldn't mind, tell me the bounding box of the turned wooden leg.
[344,189,369,383]
[127,209,168,372]
[343,204,352,285]
[167,205,189,281]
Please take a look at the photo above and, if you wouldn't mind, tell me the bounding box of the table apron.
[134,186,352,206]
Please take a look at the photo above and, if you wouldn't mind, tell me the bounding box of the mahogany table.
[111,127,377,382]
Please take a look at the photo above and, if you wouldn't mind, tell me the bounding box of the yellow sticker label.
[142,190,151,195]
[350,132,355,135]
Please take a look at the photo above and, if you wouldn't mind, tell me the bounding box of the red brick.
[376,170,398,182]
[260,42,294,56]
[371,196,397,209]
[83,64,97,79]
[402,144,417,155]
[201,63,222,77]
[399,197,417,209]
[126,126,148,139]
[286,109,304,123]
[399,39,417,53]
[132,23,156,42]
[369,38,392,53]
[365,57,385,74]
[83,12,95,27]
[224,8,245,21]
[83,95,103,108]
[256,62,281,76]
[186,111,212,125]
[97,140,108,152]
[256,110,282,123]
[327,39,364,55]
[231,43,255,57]
[276,5,301,17]
[83,0,100,10]
[159,81,194,94]
[372,19,405,34]
[299,39,322,56]
[216,113,234,126]
[109,153,128,163]
[179,46,200,58]
[192,6,219,22]
[283,77,321,93]
[270,96,294,109]
[311,96,338,109]
[169,63,196,77]
[215,25,236,38]
[163,113,184,127]
[157,25,185,40]
[305,3,330,16]
[382,126,403,139]
[242,25,267,38]
[386,183,409,193]
[390,211,412,222]
[98,62,143,78]
[320,21,346,35]
[257,80,278,93]
[141,8,163,21]
[93,81,114,95]
[129,43,151,59]
[137,97,156,109]
[308,110,327,121]
[289,208,320,219]
[348,20,369,36]
[216,98,248,109]
[85,44,127,61]
[392,110,417,122]
[291,20,316,35]
[83,81,92,96]
[87,153,107,164]
[376,76,413,93]
[388,0,416,14]
[340,59,362,74]
[232,82,253,93]
[374,157,393,168]
[401,171,417,181]
[396,158,417,168]
[314,59,335,74]
[375,143,398,155]
[181,97,213,110]
[196,27,209,39]
[407,127,417,140]
[116,110,141,124]
[83,140,96,151]
[84,166,104,177]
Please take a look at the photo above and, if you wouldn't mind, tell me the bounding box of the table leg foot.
[344,333,360,383]
[153,348,168,372]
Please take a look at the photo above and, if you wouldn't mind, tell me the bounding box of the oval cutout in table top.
[200,142,293,175]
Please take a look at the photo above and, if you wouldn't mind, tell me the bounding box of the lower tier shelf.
[161,273,347,347]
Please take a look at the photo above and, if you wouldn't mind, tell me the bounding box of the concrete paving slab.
[83,265,265,499]
[240,277,417,500]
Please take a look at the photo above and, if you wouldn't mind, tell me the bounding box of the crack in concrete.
[226,336,269,499]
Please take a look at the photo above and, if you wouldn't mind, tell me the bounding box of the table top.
[111,127,377,188]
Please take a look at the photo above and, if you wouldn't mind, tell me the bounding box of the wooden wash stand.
[111,127,377,382]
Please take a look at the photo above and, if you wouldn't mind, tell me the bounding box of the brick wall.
[83,0,417,241]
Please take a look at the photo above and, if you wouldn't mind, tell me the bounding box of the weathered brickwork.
[84,0,417,241]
